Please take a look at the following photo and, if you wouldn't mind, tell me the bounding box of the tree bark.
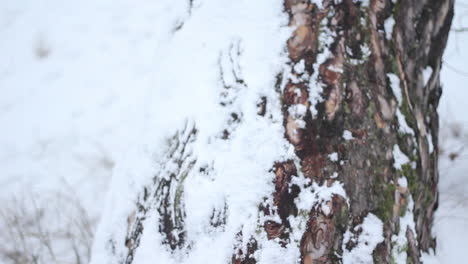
[120,0,453,263]
[278,0,453,262]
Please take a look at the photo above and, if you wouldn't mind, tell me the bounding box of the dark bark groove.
[124,122,197,264]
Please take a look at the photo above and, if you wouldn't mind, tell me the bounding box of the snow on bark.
[91,1,293,263]
[124,122,197,263]
[342,213,384,264]
[391,194,418,264]
[90,0,454,263]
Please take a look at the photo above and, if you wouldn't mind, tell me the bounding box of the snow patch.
[427,133,434,154]
[396,109,415,135]
[384,17,395,40]
[308,16,335,117]
[256,241,299,264]
[288,104,307,119]
[393,144,410,170]
[398,177,408,188]
[328,152,338,162]
[388,73,402,105]
[391,195,417,264]
[294,180,348,213]
[359,0,370,7]
[289,177,348,246]
[343,130,354,140]
[294,59,305,74]
[342,213,384,264]
[328,64,343,73]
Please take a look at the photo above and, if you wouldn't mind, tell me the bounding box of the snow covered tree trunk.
[281,0,453,263]
[91,0,453,263]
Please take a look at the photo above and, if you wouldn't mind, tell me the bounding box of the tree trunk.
[94,0,453,263]
[280,0,453,262]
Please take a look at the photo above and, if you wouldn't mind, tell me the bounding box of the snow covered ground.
[0,0,467,263]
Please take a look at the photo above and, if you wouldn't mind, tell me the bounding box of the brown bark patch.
[300,195,347,264]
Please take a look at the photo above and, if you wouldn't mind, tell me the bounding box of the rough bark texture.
[124,123,197,264]
[278,0,453,263]
[122,0,453,263]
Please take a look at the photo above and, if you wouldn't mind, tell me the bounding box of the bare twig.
[451,27,468,33]
[0,191,95,264]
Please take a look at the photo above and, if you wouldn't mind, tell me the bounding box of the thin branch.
[451,27,468,33]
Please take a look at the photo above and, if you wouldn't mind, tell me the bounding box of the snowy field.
[0,0,467,263]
